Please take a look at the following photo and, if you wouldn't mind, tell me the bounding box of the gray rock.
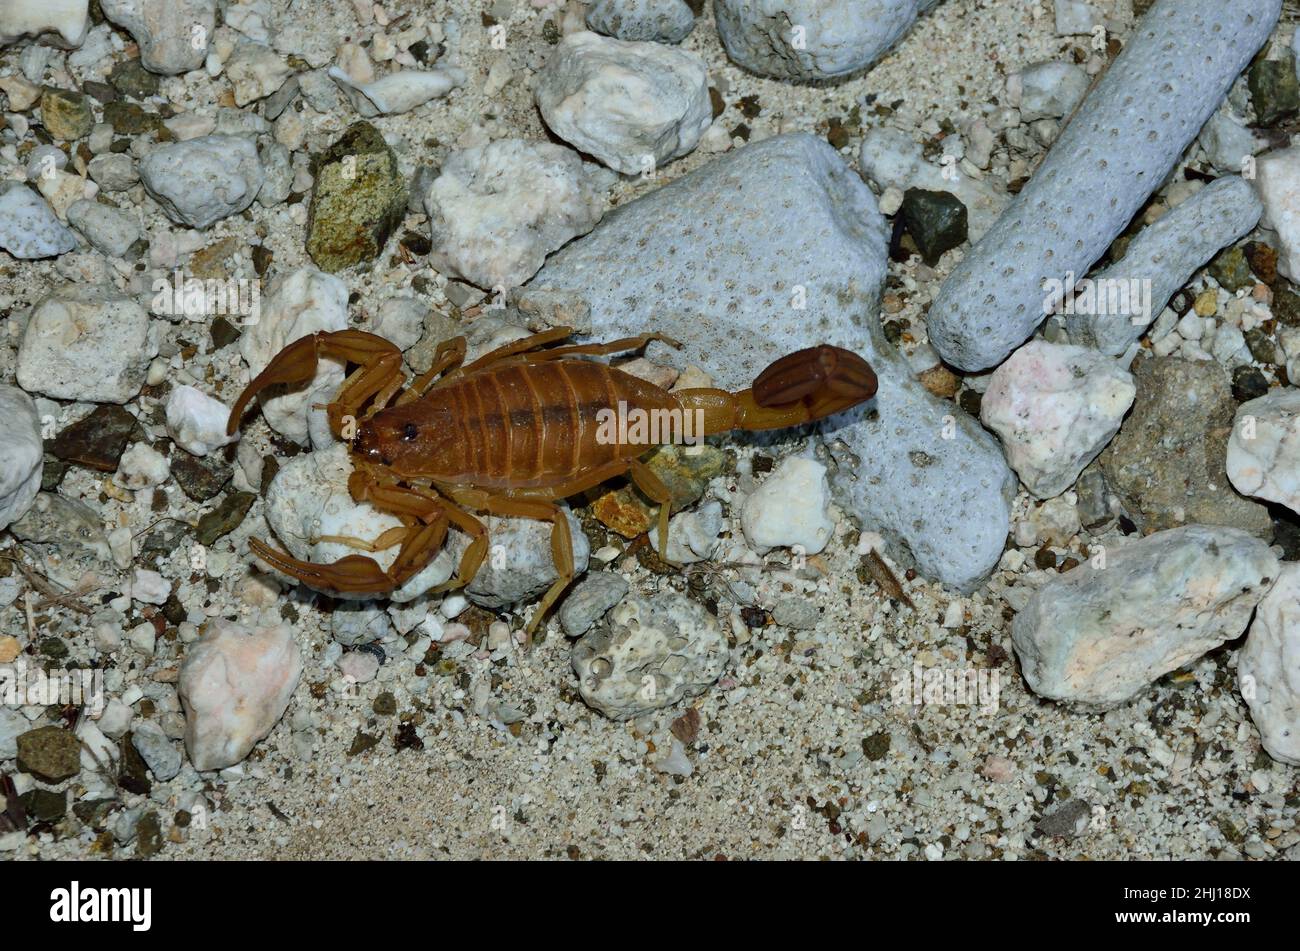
[587,0,696,43]
[926,0,1281,371]
[0,182,76,259]
[713,0,938,81]
[535,30,711,175]
[572,592,727,719]
[16,284,155,404]
[1065,177,1262,355]
[87,153,139,193]
[559,571,630,637]
[466,506,591,610]
[10,492,112,564]
[0,386,44,533]
[0,708,26,760]
[772,597,819,630]
[1239,563,1300,765]
[140,135,265,229]
[255,139,293,208]
[1011,525,1278,707]
[1035,798,1092,838]
[330,603,390,647]
[1014,60,1090,122]
[66,199,141,257]
[1100,357,1272,538]
[131,720,181,781]
[100,0,217,75]
[532,134,1014,591]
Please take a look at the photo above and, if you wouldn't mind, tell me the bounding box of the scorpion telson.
[227,326,877,639]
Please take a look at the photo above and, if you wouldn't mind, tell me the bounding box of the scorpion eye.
[402,422,418,441]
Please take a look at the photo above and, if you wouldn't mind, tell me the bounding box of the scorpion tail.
[248,538,398,595]
[226,334,323,436]
[674,345,877,435]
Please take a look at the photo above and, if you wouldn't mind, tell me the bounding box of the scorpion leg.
[459,326,576,374]
[628,459,674,561]
[226,330,405,437]
[397,335,468,405]
[476,495,575,643]
[506,332,684,365]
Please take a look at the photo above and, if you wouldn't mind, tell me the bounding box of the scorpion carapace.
[227,326,878,638]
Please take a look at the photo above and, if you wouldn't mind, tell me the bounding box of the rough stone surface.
[572,593,727,719]
[0,385,44,532]
[140,135,265,230]
[981,341,1135,499]
[1227,388,1300,515]
[165,384,239,457]
[306,122,406,273]
[713,0,936,81]
[1100,357,1272,538]
[329,65,465,117]
[179,619,302,771]
[16,284,154,404]
[559,571,631,638]
[131,720,181,781]
[1013,60,1089,122]
[587,0,697,43]
[532,133,1014,592]
[465,507,592,610]
[0,182,76,259]
[927,0,1281,370]
[100,0,217,75]
[741,456,836,554]
[1254,146,1300,284]
[425,138,608,291]
[1065,176,1262,355]
[1239,563,1300,765]
[1012,525,1278,707]
[535,31,711,175]
[0,0,89,48]
[16,725,81,783]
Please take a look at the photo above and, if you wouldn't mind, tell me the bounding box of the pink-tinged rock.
[1239,563,1300,765]
[179,619,302,771]
[981,340,1135,499]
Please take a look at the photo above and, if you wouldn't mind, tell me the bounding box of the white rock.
[1253,146,1300,284]
[370,297,425,351]
[100,0,217,75]
[139,135,265,230]
[36,169,95,220]
[0,0,89,48]
[741,456,835,555]
[535,31,711,175]
[115,442,170,490]
[1239,563,1300,765]
[262,443,462,601]
[1199,108,1259,174]
[1014,61,1090,122]
[97,698,133,739]
[165,384,239,457]
[338,650,379,683]
[16,284,155,403]
[329,65,465,117]
[1011,525,1278,707]
[179,618,302,771]
[132,567,171,605]
[0,182,76,259]
[0,386,44,533]
[572,592,727,719]
[127,620,156,654]
[981,341,1135,499]
[77,718,117,773]
[425,138,609,290]
[87,154,139,193]
[1054,0,1101,35]
[238,267,348,444]
[66,199,140,257]
[649,499,723,564]
[0,74,42,110]
[1228,389,1300,515]
[225,40,291,106]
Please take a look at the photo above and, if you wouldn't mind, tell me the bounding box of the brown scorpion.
[226,326,877,637]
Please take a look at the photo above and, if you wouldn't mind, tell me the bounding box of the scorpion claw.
[227,334,323,436]
[248,537,396,594]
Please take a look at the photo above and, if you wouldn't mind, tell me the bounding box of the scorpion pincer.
[226,326,878,639]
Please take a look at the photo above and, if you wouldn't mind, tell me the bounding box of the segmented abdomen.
[422,361,680,489]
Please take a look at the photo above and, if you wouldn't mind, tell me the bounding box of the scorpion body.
[227,326,877,637]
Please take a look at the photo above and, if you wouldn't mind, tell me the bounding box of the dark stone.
[38,637,68,659]
[194,491,256,546]
[82,80,117,104]
[117,735,152,795]
[252,244,274,277]
[862,731,891,761]
[103,101,159,135]
[1232,365,1270,403]
[263,75,299,121]
[1244,241,1278,285]
[372,692,397,716]
[210,315,241,350]
[171,452,232,502]
[1274,285,1300,326]
[47,404,139,472]
[1034,798,1092,838]
[135,811,163,857]
[306,122,407,272]
[20,787,67,823]
[1248,56,1300,128]
[108,58,160,100]
[898,188,968,266]
[72,797,119,829]
[1244,327,1282,365]
[1273,505,1300,560]
[1207,246,1254,293]
[16,726,81,783]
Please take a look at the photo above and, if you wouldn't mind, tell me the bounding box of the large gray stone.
[1012,525,1278,707]
[927,0,1281,370]
[530,133,1014,591]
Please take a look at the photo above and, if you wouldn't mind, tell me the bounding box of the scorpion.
[226,326,878,638]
